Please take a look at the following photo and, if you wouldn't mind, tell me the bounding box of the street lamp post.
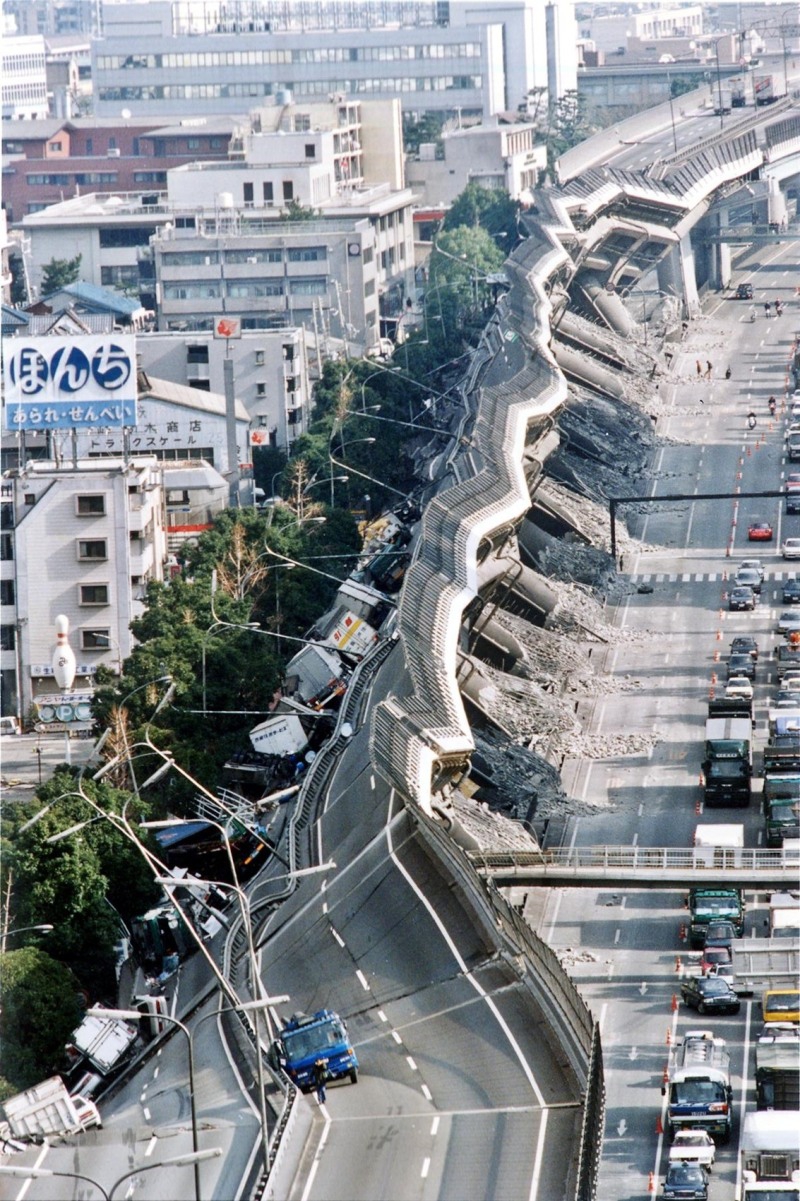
[0,923,54,954]
[0,1149,222,1201]
[329,446,407,499]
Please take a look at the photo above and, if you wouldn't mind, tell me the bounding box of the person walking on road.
[696,359,703,379]
[313,1058,328,1104]
[765,301,772,317]
[705,360,713,380]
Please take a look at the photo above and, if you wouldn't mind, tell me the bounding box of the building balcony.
[129,541,155,578]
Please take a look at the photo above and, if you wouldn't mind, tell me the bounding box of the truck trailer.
[0,1076,100,1142]
[755,1024,800,1110]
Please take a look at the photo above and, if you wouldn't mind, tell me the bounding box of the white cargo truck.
[694,824,745,867]
[69,1006,139,1075]
[740,1110,800,1198]
[0,1076,100,1141]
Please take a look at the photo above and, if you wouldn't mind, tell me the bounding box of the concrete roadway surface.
[545,236,799,1201]
[0,731,97,802]
[254,650,585,1201]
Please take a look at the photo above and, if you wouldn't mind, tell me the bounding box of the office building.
[2,34,49,120]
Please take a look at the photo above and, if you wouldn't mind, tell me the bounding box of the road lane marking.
[406,1056,418,1071]
[431,1116,440,1135]
[144,1135,157,1158]
[300,1114,332,1201]
[153,1067,158,1080]
[356,969,369,990]
[331,927,345,947]
[421,1157,431,1178]
[392,1030,403,1044]
[614,929,621,944]
[143,1106,151,1120]
[378,1009,388,1022]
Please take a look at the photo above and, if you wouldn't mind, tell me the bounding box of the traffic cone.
[672,992,679,1011]
[675,956,682,972]
[695,798,702,814]
[666,1028,672,1045]
[711,672,717,684]
[713,650,720,661]
[648,1172,656,1193]
[656,1116,663,1134]
[716,630,723,640]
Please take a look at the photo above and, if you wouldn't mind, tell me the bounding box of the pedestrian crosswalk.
[634,571,798,583]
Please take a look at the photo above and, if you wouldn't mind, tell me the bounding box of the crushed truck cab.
[272,1009,358,1091]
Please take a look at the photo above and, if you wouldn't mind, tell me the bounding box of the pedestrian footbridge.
[467,845,799,889]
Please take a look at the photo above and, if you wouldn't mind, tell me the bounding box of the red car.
[749,521,774,541]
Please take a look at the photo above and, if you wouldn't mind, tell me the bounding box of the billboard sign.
[3,335,137,431]
[213,316,241,339]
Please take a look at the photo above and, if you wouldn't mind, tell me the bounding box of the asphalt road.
[547,235,800,1201]
[254,650,584,1201]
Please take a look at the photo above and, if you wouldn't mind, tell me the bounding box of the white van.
[0,715,21,736]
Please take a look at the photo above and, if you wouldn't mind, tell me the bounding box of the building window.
[255,350,265,365]
[79,584,110,605]
[76,494,106,516]
[282,181,294,201]
[85,137,93,154]
[0,625,15,651]
[0,504,13,530]
[189,380,211,391]
[243,181,254,205]
[287,246,325,262]
[0,580,14,606]
[186,344,209,364]
[263,181,274,203]
[0,534,13,561]
[305,143,316,159]
[77,539,107,560]
[48,141,62,152]
[81,628,111,650]
[256,382,267,396]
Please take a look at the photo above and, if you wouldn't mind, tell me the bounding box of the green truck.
[689,887,745,948]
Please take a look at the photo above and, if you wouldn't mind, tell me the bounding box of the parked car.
[680,975,741,1015]
[735,282,754,300]
[735,566,763,593]
[748,521,774,541]
[778,611,800,634]
[725,677,753,700]
[662,1161,709,1200]
[668,1130,716,1170]
[729,585,757,610]
[730,636,759,660]
[785,471,800,489]
[791,403,800,421]
[726,654,756,680]
[783,539,800,559]
[783,578,800,604]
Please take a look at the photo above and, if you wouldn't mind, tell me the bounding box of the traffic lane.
[6,1139,210,1201]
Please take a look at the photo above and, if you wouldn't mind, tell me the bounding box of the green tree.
[442,181,519,246]
[0,948,82,1089]
[40,254,82,295]
[402,111,446,155]
[544,89,598,174]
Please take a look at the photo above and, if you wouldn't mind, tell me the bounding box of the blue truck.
[272,1010,359,1091]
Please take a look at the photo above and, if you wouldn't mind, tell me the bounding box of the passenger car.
[777,611,800,634]
[704,921,736,948]
[726,654,756,680]
[725,677,753,700]
[739,559,765,580]
[735,566,763,593]
[667,1130,716,1170]
[729,586,756,610]
[748,521,773,541]
[701,945,734,975]
[735,282,753,300]
[680,975,741,1015]
[783,539,800,559]
[782,578,800,604]
[730,636,758,660]
[662,1161,709,1199]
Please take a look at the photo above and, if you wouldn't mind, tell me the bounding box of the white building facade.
[2,34,49,120]
[136,328,310,452]
[406,120,545,209]
[1,457,165,718]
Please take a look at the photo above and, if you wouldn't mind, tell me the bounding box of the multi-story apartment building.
[91,0,577,121]
[2,34,49,120]
[136,327,310,451]
[2,114,236,225]
[0,457,165,718]
[406,119,545,209]
[3,0,99,38]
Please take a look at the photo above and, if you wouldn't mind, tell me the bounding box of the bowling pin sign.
[52,614,77,691]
